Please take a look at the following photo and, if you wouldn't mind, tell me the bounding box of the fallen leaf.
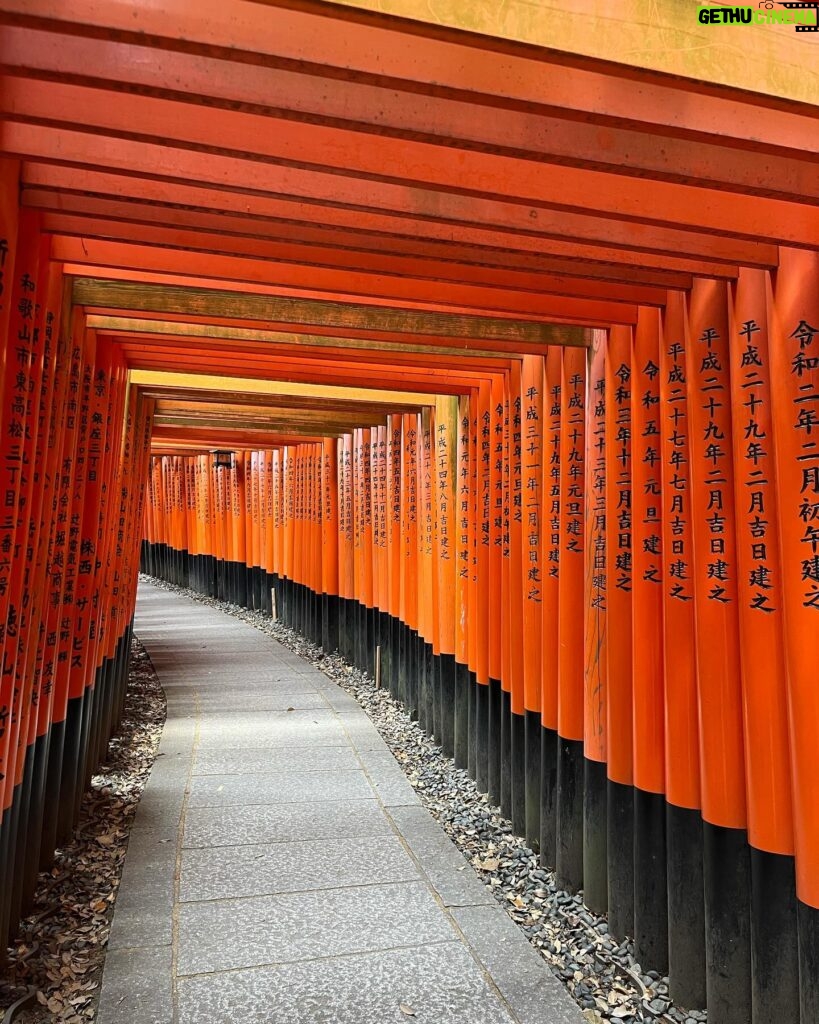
[399,1004,416,1017]
[475,857,499,872]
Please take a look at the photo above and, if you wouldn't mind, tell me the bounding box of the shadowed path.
[96,581,583,1024]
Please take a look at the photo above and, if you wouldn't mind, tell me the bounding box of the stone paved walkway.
[97,581,583,1024]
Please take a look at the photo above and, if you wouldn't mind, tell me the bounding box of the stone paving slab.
[179,834,420,902]
[170,693,329,713]
[177,881,456,975]
[181,797,391,848]
[97,582,585,1024]
[191,743,359,776]
[177,942,515,1024]
[97,946,174,1024]
[185,768,374,806]
[193,709,350,748]
[451,905,588,1024]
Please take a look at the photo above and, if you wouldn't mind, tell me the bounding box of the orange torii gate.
[0,3,817,1022]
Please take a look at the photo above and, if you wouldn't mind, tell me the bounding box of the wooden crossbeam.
[75,279,590,345]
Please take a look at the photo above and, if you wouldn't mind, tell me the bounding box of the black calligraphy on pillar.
[692,326,735,605]
[523,383,542,602]
[564,374,584,555]
[458,413,470,581]
[664,339,693,602]
[591,375,606,610]
[437,420,450,561]
[790,318,819,609]
[423,425,433,557]
[548,381,561,578]
[613,363,632,592]
[638,358,662,585]
[737,319,777,613]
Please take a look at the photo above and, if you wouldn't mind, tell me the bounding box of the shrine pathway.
[97,580,583,1024]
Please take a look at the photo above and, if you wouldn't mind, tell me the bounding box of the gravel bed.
[1,639,166,1023]
[144,576,706,1024]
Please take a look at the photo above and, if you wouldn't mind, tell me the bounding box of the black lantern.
[211,449,234,470]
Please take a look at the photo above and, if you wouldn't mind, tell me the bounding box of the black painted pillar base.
[583,758,608,915]
[366,608,376,677]
[439,654,456,759]
[39,717,66,870]
[633,788,669,973]
[454,661,470,770]
[21,731,50,915]
[322,594,337,653]
[406,621,415,701]
[667,803,707,1010]
[466,671,477,781]
[417,642,429,733]
[355,601,364,671]
[555,737,584,894]
[379,612,390,691]
[90,660,109,772]
[474,681,489,793]
[500,689,512,820]
[56,695,84,846]
[384,614,393,687]
[397,622,408,707]
[703,822,752,1023]
[607,778,634,942]
[750,848,799,1024]
[380,612,392,690]
[798,899,819,1023]
[8,745,35,933]
[487,679,502,807]
[338,599,348,663]
[411,633,422,720]
[98,654,115,764]
[0,805,11,952]
[422,641,432,736]
[539,726,558,870]
[1,789,20,946]
[406,629,417,717]
[524,710,540,851]
[423,644,435,737]
[76,682,95,801]
[393,616,401,698]
[510,710,526,836]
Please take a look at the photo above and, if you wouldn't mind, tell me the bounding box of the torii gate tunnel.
[0,2,817,1021]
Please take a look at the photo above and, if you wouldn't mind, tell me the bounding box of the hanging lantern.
[212,449,234,470]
